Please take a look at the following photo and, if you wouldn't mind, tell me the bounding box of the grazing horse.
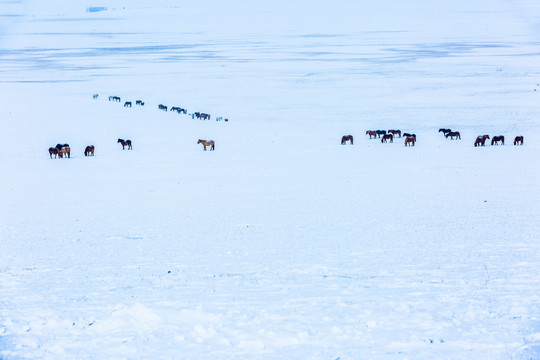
[93,94,99,99]
[158,104,167,111]
[474,135,490,147]
[197,139,215,151]
[514,136,524,145]
[491,135,504,145]
[118,138,132,150]
[124,101,132,107]
[366,130,377,139]
[388,129,401,137]
[341,135,353,145]
[404,136,416,146]
[439,128,451,135]
[84,145,95,156]
[48,147,58,158]
[381,134,393,143]
[136,100,144,106]
[445,131,461,140]
[376,130,386,138]
[58,146,70,158]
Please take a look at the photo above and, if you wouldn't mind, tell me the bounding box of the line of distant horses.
[94,94,228,122]
[48,138,218,158]
[340,129,524,147]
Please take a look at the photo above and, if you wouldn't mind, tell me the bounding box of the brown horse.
[58,146,71,158]
[48,147,58,158]
[366,130,377,139]
[388,129,401,137]
[381,134,393,143]
[85,145,95,156]
[491,136,504,145]
[474,135,490,147]
[197,139,215,151]
[514,136,524,145]
[404,136,416,146]
[445,131,461,140]
[118,139,132,150]
[341,135,353,145]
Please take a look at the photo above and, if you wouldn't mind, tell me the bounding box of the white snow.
[1,1,540,359]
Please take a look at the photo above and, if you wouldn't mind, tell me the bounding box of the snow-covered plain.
[1,1,540,358]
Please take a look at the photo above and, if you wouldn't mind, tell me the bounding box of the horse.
[341,135,353,145]
[514,136,524,145]
[197,139,215,151]
[136,100,144,106]
[474,135,490,147]
[404,136,416,146]
[439,128,451,135]
[48,147,58,158]
[84,145,95,156]
[124,101,132,107]
[158,104,167,111]
[381,134,393,143]
[58,146,71,158]
[93,94,99,99]
[445,131,461,140]
[491,135,504,145]
[366,130,377,139]
[376,130,386,138]
[402,133,416,140]
[388,129,401,137]
[118,138,132,150]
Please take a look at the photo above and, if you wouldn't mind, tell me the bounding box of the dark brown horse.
[439,128,451,135]
[474,135,490,147]
[341,135,353,145]
[48,147,58,158]
[118,138,132,150]
[387,129,401,137]
[197,139,215,151]
[84,145,95,156]
[445,131,461,140]
[366,130,377,139]
[514,136,524,145]
[381,134,393,143]
[491,136,504,145]
[404,136,416,146]
[58,146,70,158]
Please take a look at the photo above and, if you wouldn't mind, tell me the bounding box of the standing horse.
[474,135,490,147]
[197,139,215,151]
[341,135,353,145]
[84,145,95,156]
[439,128,451,135]
[491,136,504,145]
[58,146,70,158]
[381,134,393,143]
[376,130,386,138]
[388,129,401,137]
[404,136,416,146]
[366,130,377,139]
[93,94,99,99]
[445,131,461,140]
[514,136,524,145]
[124,101,132,107]
[118,139,132,150]
[48,147,59,158]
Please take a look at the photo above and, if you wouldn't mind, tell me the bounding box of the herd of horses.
[94,94,228,122]
[341,129,524,147]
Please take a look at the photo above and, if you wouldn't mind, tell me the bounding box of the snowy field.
[1,1,540,358]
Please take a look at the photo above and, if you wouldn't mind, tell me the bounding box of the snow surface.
[1,1,540,358]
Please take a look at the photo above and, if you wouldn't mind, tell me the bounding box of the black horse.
[341,135,353,145]
[124,101,132,107]
[439,128,451,135]
[118,138,132,150]
[136,100,145,106]
[376,130,386,138]
[445,131,461,140]
[491,135,504,145]
[158,104,167,111]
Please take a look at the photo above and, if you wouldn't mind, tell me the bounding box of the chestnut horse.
[381,134,393,143]
[445,131,461,140]
[366,130,377,139]
[341,135,353,145]
[48,147,58,158]
[118,138,132,150]
[197,139,215,151]
[404,136,416,146]
[491,136,504,145]
[85,145,95,156]
[474,135,490,147]
[514,136,524,145]
[388,129,401,137]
